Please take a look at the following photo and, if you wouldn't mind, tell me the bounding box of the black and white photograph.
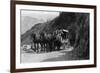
[11,1,96,72]
[20,10,90,63]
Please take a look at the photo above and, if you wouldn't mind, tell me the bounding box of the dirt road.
[21,47,74,63]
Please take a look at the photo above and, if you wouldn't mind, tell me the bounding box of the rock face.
[21,12,89,59]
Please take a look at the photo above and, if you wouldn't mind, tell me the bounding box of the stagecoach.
[56,29,70,50]
[22,29,71,53]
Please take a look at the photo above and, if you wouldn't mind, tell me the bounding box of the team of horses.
[22,29,69,53]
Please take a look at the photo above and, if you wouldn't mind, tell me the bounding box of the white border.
[16,4,94,69]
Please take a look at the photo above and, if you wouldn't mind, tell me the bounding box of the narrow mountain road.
[21,47,74,63]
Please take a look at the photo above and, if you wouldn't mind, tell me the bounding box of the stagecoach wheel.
[66,41,70,48]
[61,44,65,50]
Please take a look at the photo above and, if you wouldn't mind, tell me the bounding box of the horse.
[30,31,63,53]
[39,33,51,52]
[31,33,49,53]
[31,33,41,53]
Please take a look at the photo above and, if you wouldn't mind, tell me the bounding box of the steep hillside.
[52,12,89,59]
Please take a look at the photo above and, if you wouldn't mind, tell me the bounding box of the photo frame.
[11,0,97,73]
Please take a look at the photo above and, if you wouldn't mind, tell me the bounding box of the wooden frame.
[10,0,97,73]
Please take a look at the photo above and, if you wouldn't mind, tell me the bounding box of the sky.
[21,10,60,34]
[21,10,60,21]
